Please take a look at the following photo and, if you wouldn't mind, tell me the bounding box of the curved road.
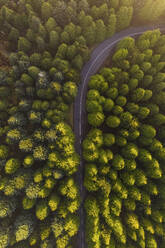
[74,24,165,248]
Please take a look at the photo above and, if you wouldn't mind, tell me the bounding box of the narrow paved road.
[74,24,165,248]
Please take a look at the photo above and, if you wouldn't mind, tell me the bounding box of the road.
[73,24,165,248]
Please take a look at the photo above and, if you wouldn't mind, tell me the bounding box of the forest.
[84,30,165,248]
[0,0,164,248]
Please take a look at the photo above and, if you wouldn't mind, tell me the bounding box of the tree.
[45,17,56,32]
[62,81,77,103]
[103,133,115,147]
[88,112,105,127]
[48,193,60,212]
[23,155,34,168]
[112,48,128,64]
[100,67,115,83]
[112,154,125,170]
[88,74,108,93]
[64,214,79,237]
[0,225,10,248]
[19,138,33,152]
[86,100,102,113]
[5,158,20,174]
[0,196,16,218]
[60,31,70,44]
[36,36,45,53]
[0,145,8,159]
[14,214,34,242]
[109,0,119,9]
[83,22,96,46]
[131,88,145,102]
[64,22,76,43]
[140,125,156,139]
[121,143,138,159]
[71,54,83,70]
[29,15,40,33]
[78,0,89,13]
[106,87,118,99]
[33,146,48,161]
[106,9,116,37]
[56,43,67,59]
[26,182,40,199]
[116,6,133,31]
[53,58,69,73]
[49,30,59,50]
[106,115,120,128]
[116,96,127,107]
[8,27,20,43]
[124,212,139,230]
[95,19,106,43]
[36,200,49,221]
[41,2,52,21]
[51,216,64,239]
[22,196,36,210]
[30,53,41,67]
[87,89,100,101]
[18,37,31,53]
[28,66,40,80]
[59,178,78,200]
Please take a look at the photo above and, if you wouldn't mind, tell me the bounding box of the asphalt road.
[74,24,165,248]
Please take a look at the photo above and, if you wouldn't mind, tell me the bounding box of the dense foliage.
[84,30,165,248]
[0,0,164,247]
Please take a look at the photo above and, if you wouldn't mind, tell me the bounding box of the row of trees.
[83,30,165,248]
